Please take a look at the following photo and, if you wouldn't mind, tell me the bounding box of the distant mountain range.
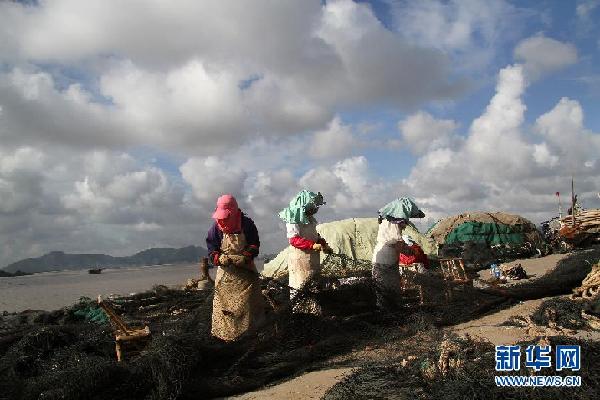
[1,246,208,274]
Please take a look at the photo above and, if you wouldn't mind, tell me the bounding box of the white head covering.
[401,234,414,246]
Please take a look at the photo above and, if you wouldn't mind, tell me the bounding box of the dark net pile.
[0,251,596,399]
[531,298,589,330]
[323,335,600,400]
[439,241,545,270]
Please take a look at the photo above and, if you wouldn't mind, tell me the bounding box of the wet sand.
[227,368,353,400]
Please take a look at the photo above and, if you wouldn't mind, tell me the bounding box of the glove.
[218,254,232,266]
[229,255,247,267]
[312,243,322,251]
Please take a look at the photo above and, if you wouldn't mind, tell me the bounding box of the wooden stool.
[399,264,425,305]
[98,295,151,362]
[439,258,471,302]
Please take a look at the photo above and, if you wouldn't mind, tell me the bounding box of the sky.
[0,0,599,267]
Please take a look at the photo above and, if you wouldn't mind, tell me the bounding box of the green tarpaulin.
[262,217,438,278]
[444,221,526,245]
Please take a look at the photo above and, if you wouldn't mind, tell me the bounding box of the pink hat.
[212,194,239,219]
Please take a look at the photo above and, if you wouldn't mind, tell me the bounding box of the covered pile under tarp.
[428,212,543,246]
[263,217,437,278]
[427,212,545,266]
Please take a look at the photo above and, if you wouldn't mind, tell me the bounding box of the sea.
[0,261,262,313]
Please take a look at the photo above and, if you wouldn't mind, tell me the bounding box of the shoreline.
[0,263,206,313]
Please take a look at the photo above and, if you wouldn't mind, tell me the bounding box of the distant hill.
[2,246,208,274]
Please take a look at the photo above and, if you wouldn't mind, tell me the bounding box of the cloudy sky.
[1,0,599,267]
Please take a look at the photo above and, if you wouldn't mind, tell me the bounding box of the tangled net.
[1,250,598,399]
[439,241,543,270]
[323,335,600,400]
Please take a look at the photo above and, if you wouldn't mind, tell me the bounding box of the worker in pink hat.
[206,194,265,341]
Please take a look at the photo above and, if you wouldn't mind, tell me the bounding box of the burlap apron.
[371,221,403,310]
[288,222,320,296]
[287,222,322,314]
[211,232,266,341]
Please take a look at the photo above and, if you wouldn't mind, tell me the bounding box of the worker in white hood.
[371,197,425,310]
[279,190,332,312]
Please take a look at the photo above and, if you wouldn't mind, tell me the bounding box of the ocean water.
[0,262,254,313]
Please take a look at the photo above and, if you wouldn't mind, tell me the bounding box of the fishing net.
[531,297,590,330]
[439,240,541,270]
[1,249,599,399]
[323,335,600,400]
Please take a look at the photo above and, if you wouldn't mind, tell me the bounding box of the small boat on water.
[88,268,103,274]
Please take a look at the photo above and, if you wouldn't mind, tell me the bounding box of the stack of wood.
[559,209,600,243]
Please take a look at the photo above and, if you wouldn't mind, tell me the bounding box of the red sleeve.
[210,251,221,266]
[414,246,429,268]
[399,253,417,265]
[400,245,429,268]
[289,236,316,250]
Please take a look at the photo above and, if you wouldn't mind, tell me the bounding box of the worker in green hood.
[371,197,425,310]
[279,190,332,308]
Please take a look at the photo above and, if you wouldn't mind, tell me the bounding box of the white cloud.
[62,176,114,216]
[0,147,46,215]
[310,117,358,159]
[391,0,524,71]
[576,0,600,19]
[464,64,532,181]
[532,143,559,168]
[514,35,578,80]
[180,156,247,204]
[534,97,600,171]
[132,222,162,232]
[0,0,463,155]
[0,148,201,267]
[99,59,248,151]
[1,0,598,270]
[399,111,459,155]
[317,0,463,107]
[404,63,600,224]
[299,156,395,214]
[0,68,128,149]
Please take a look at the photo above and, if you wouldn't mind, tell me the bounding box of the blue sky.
[0,0,599,266]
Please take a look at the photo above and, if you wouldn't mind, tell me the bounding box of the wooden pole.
[97,295,130,333]
[571,177,576,227]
